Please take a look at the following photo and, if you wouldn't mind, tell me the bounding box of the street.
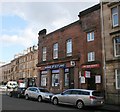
[1,94,112,112]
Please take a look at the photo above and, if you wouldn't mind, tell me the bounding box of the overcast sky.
[0,0,99,63]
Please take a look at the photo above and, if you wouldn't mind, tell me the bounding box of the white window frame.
[53,43,58,59]
[114,37,120,57]
[87,31,94,42]
[115,69,120,89]
[112,6,119,27]
[52,73,59,87]
[42,47,46,61]
[88,52,95,62]
[41,74,47,87]
[66,39,72,56]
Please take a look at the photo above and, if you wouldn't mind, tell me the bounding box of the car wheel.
[76,100,84,109]
[38,96,42,102]
[25,94,29,100]
[17,94,20,98]
[53,98,58,105]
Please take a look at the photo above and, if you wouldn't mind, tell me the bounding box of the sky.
[0,0,99,63]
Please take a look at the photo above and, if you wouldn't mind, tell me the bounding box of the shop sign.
[84,71,91,78]
[81,64,100,69]
[95,75,101,83]
[45,64,66,70]
[80,76,85,83]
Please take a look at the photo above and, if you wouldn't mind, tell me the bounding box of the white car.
[0,85,7,91]
[24,87,53,102]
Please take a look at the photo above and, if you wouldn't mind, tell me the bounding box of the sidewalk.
[100,103,120,112]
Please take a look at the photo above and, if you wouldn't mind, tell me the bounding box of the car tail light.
[90,96,97,99]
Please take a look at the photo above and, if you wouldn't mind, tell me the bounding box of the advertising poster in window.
[84,71,91,78]
[95,75,101,83]
[81,76,85,83]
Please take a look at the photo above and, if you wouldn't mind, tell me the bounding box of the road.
[1,94,110,112]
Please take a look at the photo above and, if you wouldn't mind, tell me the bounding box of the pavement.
[99,103,120,112]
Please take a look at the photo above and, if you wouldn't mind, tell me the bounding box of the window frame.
[115,69,120,89]
[114,37,120,57]
[66,39,72,56]
[87,31,94,42]
[112,6,119,27]
[88,52,95,62]
[53,43,58,59]
[42,47,47,61]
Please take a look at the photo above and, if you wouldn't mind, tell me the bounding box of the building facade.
[102,2,120,105]
[37,4,103,93]
[0,46,38,87]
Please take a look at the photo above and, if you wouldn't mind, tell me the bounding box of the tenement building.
[37,4,103,93]
[102,2,120,105]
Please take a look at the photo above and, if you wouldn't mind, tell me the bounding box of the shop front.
[80,63,102,91]
[38,62,79,93]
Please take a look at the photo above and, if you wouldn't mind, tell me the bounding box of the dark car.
[9,87,26,98]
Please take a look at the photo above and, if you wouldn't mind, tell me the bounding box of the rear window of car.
[92,91,104,97]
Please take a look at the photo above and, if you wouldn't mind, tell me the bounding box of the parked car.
[0,85,7,91]
[24,87,53,102]
[9,87,26,98]
[51,89,104,109]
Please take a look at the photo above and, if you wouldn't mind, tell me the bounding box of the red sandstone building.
[37,4,103,93]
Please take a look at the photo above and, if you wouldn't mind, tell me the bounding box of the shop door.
[69,68,74,89]
[87,76,96,90]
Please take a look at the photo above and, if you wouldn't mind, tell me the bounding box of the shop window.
[115,69,120,89]
[53,43,58,59]
[114,37,120,57]
[111,6,119,27]
[66,39,72,56]
[88,52,95,62]
[87,31,94,42]
[64,73,69,87]
[41,74,47,86]
[42,47,46,61]
[52,74,59,87]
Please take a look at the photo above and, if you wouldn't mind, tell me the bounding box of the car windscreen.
[39,88,49,93]
[92,91,104,97]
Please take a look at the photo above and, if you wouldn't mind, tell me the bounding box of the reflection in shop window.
[52,74,59,87]
[65,73,69,86]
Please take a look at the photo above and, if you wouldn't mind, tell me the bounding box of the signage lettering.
[45,64,66,70]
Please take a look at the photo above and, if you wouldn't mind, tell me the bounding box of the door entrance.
[69,68,74,89]
[87,76,96,90]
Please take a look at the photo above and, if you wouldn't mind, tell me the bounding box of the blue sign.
[45,64,66,70]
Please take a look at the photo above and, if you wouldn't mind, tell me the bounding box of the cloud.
[0,26,37,47]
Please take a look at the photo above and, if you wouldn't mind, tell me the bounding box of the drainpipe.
[100,0,107,100]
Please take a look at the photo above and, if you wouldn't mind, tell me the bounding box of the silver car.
[51,89,104,109]
[24,87,53,102]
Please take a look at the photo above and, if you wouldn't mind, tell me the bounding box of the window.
[53,43,58,59]
[52,74,59,87]
[66,39,72,56]
[115,69,120,89]
[87,31,94,42]
[88,52,95,62]
[114,37,120,57]
[42,47,46,61]
[41,74,47,86]
[64,73,69,87]
[63,90,72,95]
[112,6,119,27]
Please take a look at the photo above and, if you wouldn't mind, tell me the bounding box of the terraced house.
[102,2,120,105]
[37,4,103,94]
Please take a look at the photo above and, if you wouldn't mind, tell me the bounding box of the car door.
[31,88,38,99]
[59,90,72,104]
